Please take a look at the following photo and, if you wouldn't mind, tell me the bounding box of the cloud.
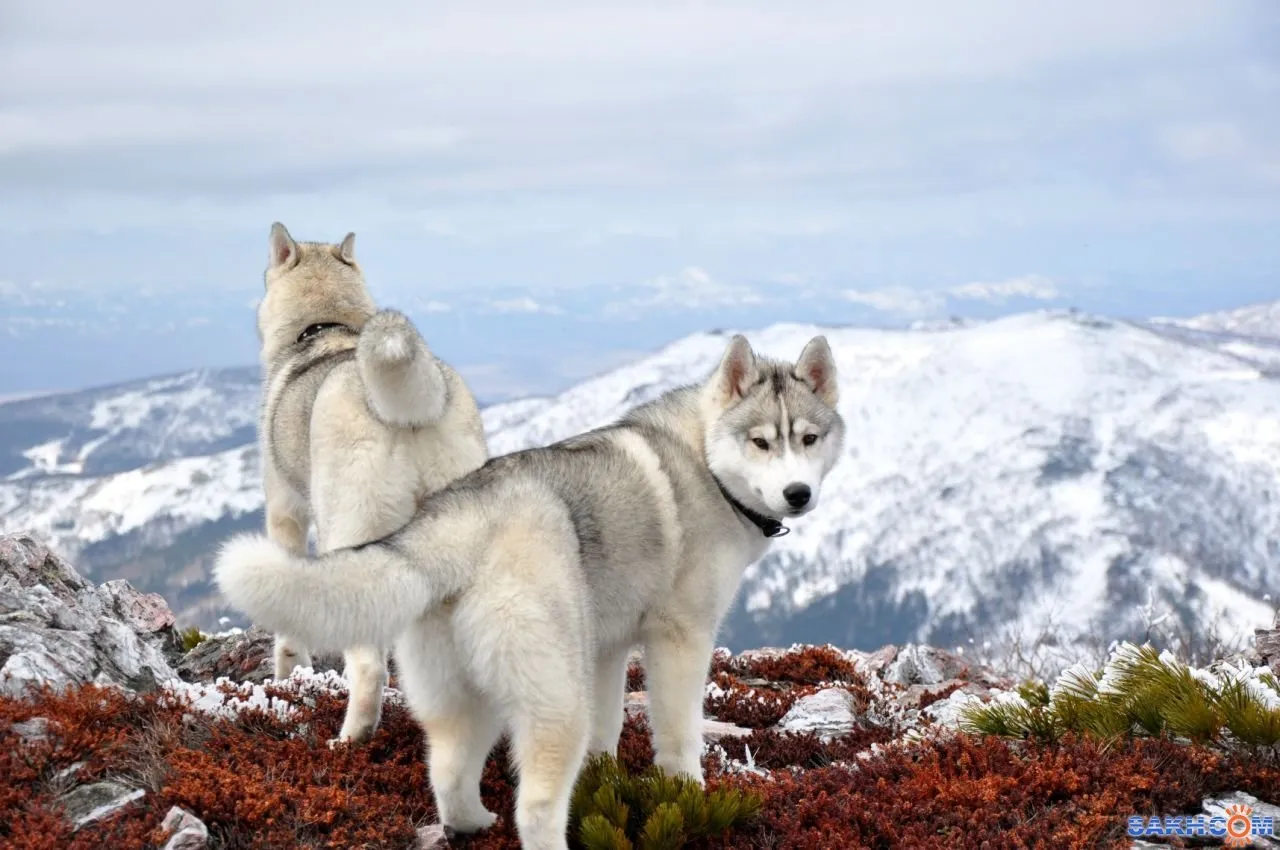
[842,286,946,318]
[1157,121,1280,186]
[843,274,1063,318]
[0,0,1264,213]
[949,274,1060,303]
[483,296,564,316]
[420,300,452,314]
[603,267,764,317]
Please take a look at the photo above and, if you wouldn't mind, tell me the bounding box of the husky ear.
[713,334,759,405]
[795,335,838,407]
[335,232,357,265]
[268,222,298,271]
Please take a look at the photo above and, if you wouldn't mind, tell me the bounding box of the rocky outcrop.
[57,780,147,831]
[0,533,184,697]
[175,624,341,684]
[1258,610,1280,676]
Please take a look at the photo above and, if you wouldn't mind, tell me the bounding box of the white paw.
[442,808,498,835]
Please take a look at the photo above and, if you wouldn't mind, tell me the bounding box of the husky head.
[256,222,378,363]
[704,334,845,520]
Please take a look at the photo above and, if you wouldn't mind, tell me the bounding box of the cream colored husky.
[252,222,488,744]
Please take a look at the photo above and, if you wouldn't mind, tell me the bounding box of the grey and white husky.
[252,222,488,744]
[216,332,844,850]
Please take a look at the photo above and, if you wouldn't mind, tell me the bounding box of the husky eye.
[801,433,818,447]
[751,437,770,451]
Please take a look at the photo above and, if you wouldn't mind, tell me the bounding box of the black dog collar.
[713,477,790,538]
[296,322,350,344]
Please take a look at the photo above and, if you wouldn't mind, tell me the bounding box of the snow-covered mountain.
[1153,301,1280,340]
[3,306,1279,670]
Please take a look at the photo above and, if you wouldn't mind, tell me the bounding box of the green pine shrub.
[569,752,762,850]
[960,641,1280,751]
[178,625,207,652]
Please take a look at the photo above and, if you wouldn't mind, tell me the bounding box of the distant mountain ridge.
[3,303,1279,670]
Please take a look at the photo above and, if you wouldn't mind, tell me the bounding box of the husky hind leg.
[462,509,593,850]
[264,483,313,678]
[423,698,504,836]
[332,645,388,744]
[509,708,590,850]
[395,613,502,837]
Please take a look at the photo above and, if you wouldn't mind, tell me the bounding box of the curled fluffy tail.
[213,533,433,652]
[357,309,448,428]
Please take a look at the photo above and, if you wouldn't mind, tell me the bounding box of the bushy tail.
[357,309,447,428]
[213,533,435,652]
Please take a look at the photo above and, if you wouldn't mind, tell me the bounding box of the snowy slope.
[0,367,259,479]
[3,308,1279,664]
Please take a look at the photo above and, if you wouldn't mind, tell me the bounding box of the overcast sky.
[1,0,1277,400]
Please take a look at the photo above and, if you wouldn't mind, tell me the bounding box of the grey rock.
[736,647,791,666]
[702,718,753,743]
[885,644,950,686]
[57,780,146,830]
[160,806,210,850]
[1202,791,1280,848]
[1257,609,1280,675]
[896,680,990,711]
[623,691,752,741]
[11,716,54,745]
[175,625,341,684]
[855,644,901,676]
[0,533,183,697]
[176,626,277,684]
[776,688,860,739]
[886,647,941,686]
[53,761,85,782]
[417,824,449,849]
[97,578,176,634]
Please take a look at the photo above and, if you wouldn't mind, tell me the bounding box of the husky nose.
[783,483,811,508]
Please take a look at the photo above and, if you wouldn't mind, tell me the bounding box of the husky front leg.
[588,645,632,756]
[643,627,715,784]
[264,482,312,678]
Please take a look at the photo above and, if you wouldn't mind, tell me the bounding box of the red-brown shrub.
[717,727,898,771]
[917,681,966,710]
[3,675,1278,849]
[738,645,861,685]
[703,675,802,728]
[626,663,646,693]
